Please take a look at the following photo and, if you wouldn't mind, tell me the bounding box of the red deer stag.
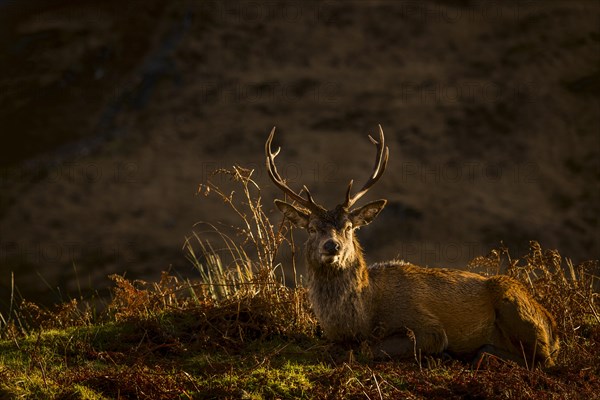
[266,125,559,367]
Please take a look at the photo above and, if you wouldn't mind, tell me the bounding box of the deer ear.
[349,199,387,227]
[275,200,310,228]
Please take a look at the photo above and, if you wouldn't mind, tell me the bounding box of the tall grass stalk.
[184,166,292,302]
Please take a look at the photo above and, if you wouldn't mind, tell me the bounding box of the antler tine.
[344,179,354,206]
[343,124,389,209]
[265,127,324,212]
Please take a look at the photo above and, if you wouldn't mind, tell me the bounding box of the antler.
[265,127,325,213]
[343,124,389,209]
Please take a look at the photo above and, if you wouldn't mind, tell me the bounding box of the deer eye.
[344,224,352,234]
[308,227,317,235]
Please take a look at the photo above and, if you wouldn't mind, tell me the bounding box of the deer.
[265,125,560,367]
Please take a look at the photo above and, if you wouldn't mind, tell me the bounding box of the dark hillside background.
[0,0,598,309]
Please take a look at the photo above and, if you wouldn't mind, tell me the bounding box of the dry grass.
[0,166,598,399]
[101,166,318,351]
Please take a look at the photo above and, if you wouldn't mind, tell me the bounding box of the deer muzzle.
[320,239,341,264]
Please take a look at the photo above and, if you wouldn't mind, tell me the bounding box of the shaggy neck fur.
[306,237,372,341]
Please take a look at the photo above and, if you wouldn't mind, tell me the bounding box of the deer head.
[266,126,389,268]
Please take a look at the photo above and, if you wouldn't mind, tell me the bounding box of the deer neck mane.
[305,236,372,340]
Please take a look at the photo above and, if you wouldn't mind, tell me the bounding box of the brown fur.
[276,201,560,367]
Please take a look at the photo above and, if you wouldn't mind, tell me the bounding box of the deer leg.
[413,327,448,355]
[372,334,415,359]
[373,327,448,360]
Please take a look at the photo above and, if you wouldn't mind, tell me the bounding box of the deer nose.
[323,239,340,255]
